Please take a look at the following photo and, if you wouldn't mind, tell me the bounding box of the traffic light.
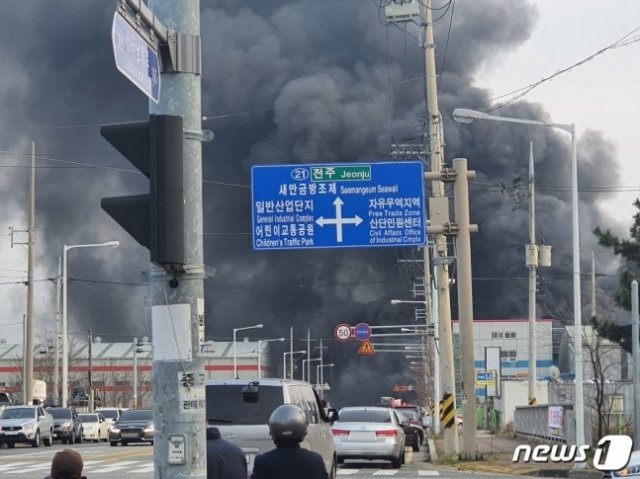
[100,114,185,268]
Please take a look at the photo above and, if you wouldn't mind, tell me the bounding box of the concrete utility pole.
[422,0,458,454]
[88,329,94,412]
[148,0,207,476]
[632,280,640,446]
[527,142,537,405]
[24,142,36,405]
[54,257,62,404]
[452,158,478,460]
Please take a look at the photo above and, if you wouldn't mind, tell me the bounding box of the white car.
[0,405,54,448]
[79,413,110,442]
[95,408,124,425]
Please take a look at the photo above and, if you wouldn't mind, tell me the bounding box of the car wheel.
[401,448,406,465]
[412,436,420,452]
[122,441,128,447]
[391,454,402,468]
[75,429,82,444]
[337,457,344,465]
[329,458,337,479]
[7,442,15,448]
[43,430,52,447]
[110,441,118,447]
[31,430,41,448]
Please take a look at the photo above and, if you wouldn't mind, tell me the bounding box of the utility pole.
[453,158,478,460]
[290,327,294,379]
[431,280,440,434]
[384,0,458,453]
[25,142,36,405]
[88,329,94,412]
[54,258,62,405]
[422,0,458,455]
[148,0,206,476]
[133,337,139,409]
[527,142,537,406]
[632,280,640,447]
[591,252,596,319]
[307,329,311,383]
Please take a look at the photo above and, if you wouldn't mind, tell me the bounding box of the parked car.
[395,410,424,451]
[206,378,339,478]
[331,406,407,468]
[109,409,154,446]
[46,407,82,444]
[95,407,124,425]
[79,413,110,442]
[0,405,53,448]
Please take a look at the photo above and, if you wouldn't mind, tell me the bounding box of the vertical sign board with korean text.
[251,162,426,250]
[548,405,563,438]
[111,12,161,103]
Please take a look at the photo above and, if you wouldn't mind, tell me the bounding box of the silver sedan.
[331,406,407,468]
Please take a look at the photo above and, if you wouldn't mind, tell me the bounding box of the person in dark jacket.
[207,426,248,479]
[251,404,328,479]
[43,448,86,479]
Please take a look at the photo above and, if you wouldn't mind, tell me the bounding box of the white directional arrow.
[315,197,363,243]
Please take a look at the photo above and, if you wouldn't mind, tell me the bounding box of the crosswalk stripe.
[337,470,361,475]
[89,460,141,473]
[9,463,51,474]
[132,463,155,473]
[372,471,398,476]
[418,471,440,476]
[0,462,31,472]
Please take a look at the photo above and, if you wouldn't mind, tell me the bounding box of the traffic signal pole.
[149,0,206,477]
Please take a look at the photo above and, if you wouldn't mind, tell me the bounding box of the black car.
[393,408,425,451]
[46,407,82,444]
[109,409,154,446]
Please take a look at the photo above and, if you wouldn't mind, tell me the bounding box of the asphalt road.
[0,441,529,479]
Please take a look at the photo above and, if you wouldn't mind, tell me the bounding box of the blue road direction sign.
[476,371,495,386]
[111,12,161,103]
[251,162,426,250]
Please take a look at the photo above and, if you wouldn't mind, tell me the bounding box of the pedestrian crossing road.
[0,460,442,476]
[338,470,440,476]
[0,460,440,478]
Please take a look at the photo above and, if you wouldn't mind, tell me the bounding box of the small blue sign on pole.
[354,323,372,342]
[251,161,426,250]
[111,12,161,103]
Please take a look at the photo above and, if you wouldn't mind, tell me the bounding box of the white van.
[205,378,339,478]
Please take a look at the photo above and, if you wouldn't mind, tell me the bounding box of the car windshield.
[1,407,35,420]
[79,415,98,423]
[98,410,118,420]
[339,409,391,423]
[47,409,72,419]
[206,384,284,425]
[395,408,419,420]
[119,410,152,421]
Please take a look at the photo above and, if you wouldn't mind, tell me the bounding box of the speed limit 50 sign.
[334,323,352,342]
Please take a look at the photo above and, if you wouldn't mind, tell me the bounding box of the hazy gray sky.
[477,0,640,225]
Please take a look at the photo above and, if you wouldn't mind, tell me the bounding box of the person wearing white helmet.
[251,404,328,479]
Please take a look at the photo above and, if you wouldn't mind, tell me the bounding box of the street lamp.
[257,337,285,379]
[302,358,321,382]
[452,107,584,452]
[392,298,440,434]
[316,363,335,399]
[62,240,119,408]
[233,324,263,378]
[132,337,151,408]
[283,350,306,379]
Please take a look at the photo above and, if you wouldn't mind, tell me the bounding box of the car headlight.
[22,421,36,432]
[61,421,72,429]
[110,427,120,433]
[144,425,155,433]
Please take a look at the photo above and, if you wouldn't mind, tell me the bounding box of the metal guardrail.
[514,402,588,444]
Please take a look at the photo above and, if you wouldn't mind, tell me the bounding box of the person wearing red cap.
[43,448,86,479]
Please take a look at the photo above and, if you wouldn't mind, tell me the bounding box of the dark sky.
[0,0,625,406]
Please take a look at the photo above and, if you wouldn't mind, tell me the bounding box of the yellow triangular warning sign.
[358,339,375,355]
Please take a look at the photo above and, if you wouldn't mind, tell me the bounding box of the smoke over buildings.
[0,1,624,405]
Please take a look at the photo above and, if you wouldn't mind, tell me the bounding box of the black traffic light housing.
[100,114,185,270]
